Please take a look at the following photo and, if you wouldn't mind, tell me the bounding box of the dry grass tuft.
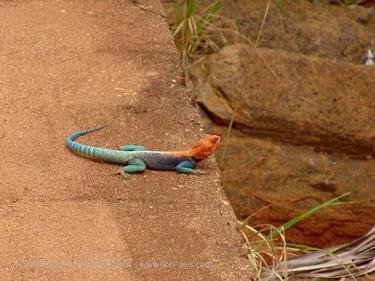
[239,193,374,280]
[283,226,375,279]
[169,0,226,64]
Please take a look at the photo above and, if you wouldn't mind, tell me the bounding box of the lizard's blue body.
[66,126,220,175]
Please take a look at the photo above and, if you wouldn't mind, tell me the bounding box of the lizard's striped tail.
[66,125,107,157]
[66,125,130,165]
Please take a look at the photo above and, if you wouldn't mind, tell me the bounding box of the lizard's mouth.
[207,134,221,145]
[210,136,221,151]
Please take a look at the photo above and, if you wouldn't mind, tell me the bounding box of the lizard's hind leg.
[118,158,146,178]
[119,145,145,151]
[176,161,207,174]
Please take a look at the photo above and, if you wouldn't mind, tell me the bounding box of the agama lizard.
[66,126,221,176]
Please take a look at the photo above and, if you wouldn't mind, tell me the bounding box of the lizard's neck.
[168,134,220,160]
[169,149,195,158]
[171,147,209,160]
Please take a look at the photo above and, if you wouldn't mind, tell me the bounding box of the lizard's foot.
[116,168,130,179]
[176,161,207,175]
[116,159,146,178]
[191,169,208,175]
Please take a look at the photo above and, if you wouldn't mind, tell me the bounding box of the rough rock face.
[205,0,375,64]
[190,43,375,247]
[191,44,375,158]
[213,131,375,248]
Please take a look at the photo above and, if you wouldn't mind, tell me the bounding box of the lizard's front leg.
[176,160,207,174]
[118,158,146,178]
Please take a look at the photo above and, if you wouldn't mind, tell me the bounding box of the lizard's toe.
[193,169,208,175]
[116,168,130,179]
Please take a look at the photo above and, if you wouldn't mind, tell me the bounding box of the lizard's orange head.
[191,134,221,160]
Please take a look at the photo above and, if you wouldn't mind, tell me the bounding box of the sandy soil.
[0,1,251,280]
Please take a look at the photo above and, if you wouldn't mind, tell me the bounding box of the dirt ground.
[0,1,252,280]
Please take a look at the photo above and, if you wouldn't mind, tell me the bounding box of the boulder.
[191,43,375,158]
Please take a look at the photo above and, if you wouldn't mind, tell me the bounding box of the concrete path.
[0,1,251,280]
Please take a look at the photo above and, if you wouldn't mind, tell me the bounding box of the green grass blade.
[186,0,197,18]
[204,0,222,21]
[267,192,351,240]
[197,0,222,36]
